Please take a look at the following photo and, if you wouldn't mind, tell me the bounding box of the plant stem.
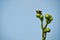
[44,23,48,40]
[41,21,43,29]
[44,23,48,29]
[44,33,47,40]
[41,21,45,40]
[41,21,48,40]
[42,30,45,40]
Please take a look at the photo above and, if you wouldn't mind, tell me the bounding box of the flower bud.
[50,17,53,21]
[36,13,40,18]
[47,28,51,32]
[40,15,43,19]
[44,28,47,33]
[44,28,51,33]
[45,14,50,19]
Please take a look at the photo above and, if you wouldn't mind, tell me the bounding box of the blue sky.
[0,0,60,40]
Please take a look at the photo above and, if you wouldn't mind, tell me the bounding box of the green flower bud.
[50,17,53,21]
[44,28,47,33]
[40,15,43,20]
[44,28,51,33]
[36,10,42,15]
[46,17,53,24]
[47,28,51,32]
[36,13,40,18]
[45,14,50,19]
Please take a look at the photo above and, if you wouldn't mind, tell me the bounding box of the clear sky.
[0,0,60,40]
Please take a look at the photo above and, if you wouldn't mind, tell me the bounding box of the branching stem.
[41,21,48,40]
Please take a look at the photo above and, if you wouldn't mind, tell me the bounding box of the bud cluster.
[45,14,53,24]
[36,10,43,21]
[44,27,51,33]
[36,10,53,40]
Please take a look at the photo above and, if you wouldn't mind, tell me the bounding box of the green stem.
[43,23,48,40]
[41,22,48,40]
[44,23,48,29]
[44,33,47,40]
[42,30,45,40]
[41,21,45,40]
[41,21,43,29]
